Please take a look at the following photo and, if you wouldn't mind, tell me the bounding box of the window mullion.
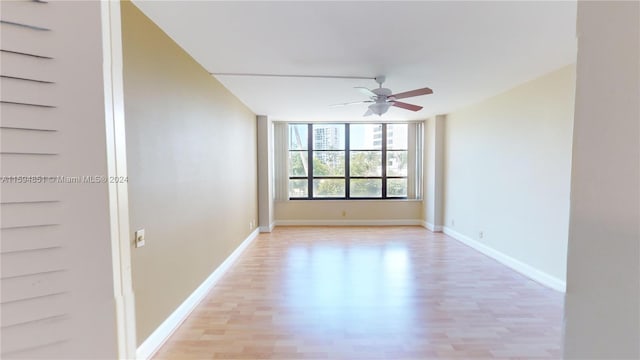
[345,124,350,199]
[307,124,313,199]
[382,124,387,198]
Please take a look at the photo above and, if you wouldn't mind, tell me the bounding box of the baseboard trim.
[442,227,566,292]
[275,219,423,226]
[136,228,260,359]
[259,222,275,233]
[423,222,443,232]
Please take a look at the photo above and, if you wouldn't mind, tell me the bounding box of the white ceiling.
[133,1,577,121]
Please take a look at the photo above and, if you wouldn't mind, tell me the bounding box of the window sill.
[276,199,423,204]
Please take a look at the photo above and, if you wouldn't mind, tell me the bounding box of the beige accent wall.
[121,2,257,344]
[564,2,639,358]
[275,200,422,224]
[443,65,575,283]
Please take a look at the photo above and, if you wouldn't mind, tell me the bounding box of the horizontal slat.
[0,314,70,355]
[0,201,62,229]
[1,292,69,327]
[0,50,56,83]
[1,183,61,204]
[0,101,55,109]
[1,75,54,84]
[1,225,63,253]
[0,20,50,32]
[0,101,58,130]
[1,270,68,303]
[0,153,62,175]
[0,127,60,154]
[1,247,66,279]
[0,49,52,59]
[1,340,69,360]
[0,22,55,58]
[0,0,53,31]
[0,76,57,107]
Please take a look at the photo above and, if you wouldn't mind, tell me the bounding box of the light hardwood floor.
[153,226,563,359]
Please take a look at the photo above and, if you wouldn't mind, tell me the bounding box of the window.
[288,123,411,199]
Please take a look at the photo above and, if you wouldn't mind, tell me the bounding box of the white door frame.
[101,1,137,358]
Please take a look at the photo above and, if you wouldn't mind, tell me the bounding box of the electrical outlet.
[451,219,455,226]
[135,229,145,248]
[341,210,346,217]
[479,231,484,239]
[249,221,253,230]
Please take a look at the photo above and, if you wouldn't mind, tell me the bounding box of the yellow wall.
[121,2,258,344]
[443,64,575,283]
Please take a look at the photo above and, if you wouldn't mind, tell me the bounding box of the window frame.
[288,123,409,200]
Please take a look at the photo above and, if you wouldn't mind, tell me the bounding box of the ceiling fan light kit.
[368,102,392,116]
[333,75,433,117]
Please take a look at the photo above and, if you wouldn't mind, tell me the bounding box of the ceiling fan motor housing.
[372,88,392,97]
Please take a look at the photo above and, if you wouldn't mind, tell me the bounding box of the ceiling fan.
[332,76,433,116]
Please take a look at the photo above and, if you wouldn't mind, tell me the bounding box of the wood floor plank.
[153,226,563,359]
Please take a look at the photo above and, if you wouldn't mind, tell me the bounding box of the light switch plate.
[135,229,146,248]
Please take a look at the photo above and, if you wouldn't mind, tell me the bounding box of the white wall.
[443,65,575,287]
[0,1,119,358]
[563,2,639,358]
[424,116,445,231]
[257,115,275,232]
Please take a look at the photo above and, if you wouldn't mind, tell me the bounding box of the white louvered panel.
[0,202,62,229]
[0,315,70,356]
[1,0,119,357]
[0,51,56,83]
[0,154,62,174]
[1,225,63,254]
[1,271,68,304]
[0,102,57,130]
[0,128,59,154]
[1,248,66,279]
[1,0,54,31]
[0,77,56,107]
[2,288,69,328]
[1,183,61,204]
[1,341,70,360]
[0,23,55,58]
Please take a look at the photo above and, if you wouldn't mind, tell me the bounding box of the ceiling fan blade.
[390,87,433,100]
[392,101,423,112]
[355,87,377,98]
[330,100,374,107]
[363,109,374,117]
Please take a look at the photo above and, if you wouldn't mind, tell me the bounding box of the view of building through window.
[288,123,408,199]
